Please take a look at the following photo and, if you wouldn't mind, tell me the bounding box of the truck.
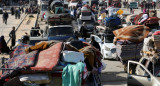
[79,6,92,21]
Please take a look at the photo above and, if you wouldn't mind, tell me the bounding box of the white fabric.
[139,14,148,23]
[62,51,84,63]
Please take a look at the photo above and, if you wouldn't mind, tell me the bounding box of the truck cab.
[47,25,76,41]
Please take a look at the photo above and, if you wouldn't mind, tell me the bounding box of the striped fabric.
[113,25,150,43]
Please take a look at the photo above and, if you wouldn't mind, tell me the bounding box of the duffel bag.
[62,50,84,63]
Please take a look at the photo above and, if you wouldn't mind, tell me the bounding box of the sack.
[62,51,84,63]
[19,74,51,84]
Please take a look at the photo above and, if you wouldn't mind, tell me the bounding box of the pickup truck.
[47,25,76,41]
[127,57,160,86]
[30,25,76,43]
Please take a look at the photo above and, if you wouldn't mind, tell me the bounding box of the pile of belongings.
[141,30,160,58]
[134,13,160,28]
[113,25,150,61]
[0,40,104,86]
[48,13,73,25]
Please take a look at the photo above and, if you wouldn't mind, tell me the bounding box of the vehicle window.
[129,62,150,77]
[82,12,91,16]
[141,59,147,66]
[105,35,113,43]
[93,36,101,43]
[42,5,48,11]
[49,27,74,36]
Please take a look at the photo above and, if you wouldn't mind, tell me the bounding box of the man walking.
[15,9,18,19]
[80,22,88,39]
[152,1,156,10]
[10,7,15,15]
[9,27,16,49]
[3,11,8,24]
[18,8,21,19]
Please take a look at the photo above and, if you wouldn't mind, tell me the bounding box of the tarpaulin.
[113,25,150,43]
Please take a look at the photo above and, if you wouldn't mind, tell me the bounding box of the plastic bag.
[62,50,84,63]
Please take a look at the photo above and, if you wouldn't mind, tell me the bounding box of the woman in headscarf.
[0,36,10,54]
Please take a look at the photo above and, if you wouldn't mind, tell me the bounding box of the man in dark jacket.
[9,27,16,49]
[3,11,8,24]
[11,7,15,15]
[90,36,101,51]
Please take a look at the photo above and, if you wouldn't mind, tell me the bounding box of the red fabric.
[31,42,63,71]
[153,31,160,35]
[145,17,160,24]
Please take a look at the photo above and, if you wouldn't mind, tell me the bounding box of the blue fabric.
[104,15,121,27]
[62,62,85,86]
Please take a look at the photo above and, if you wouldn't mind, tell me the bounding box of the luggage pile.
[113,25,150,62]
[133,12,160,29]
[48,13,73,25]
[0,41,104,86]
[141,31,160,58]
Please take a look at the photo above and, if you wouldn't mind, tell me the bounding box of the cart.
[0,42,102,86]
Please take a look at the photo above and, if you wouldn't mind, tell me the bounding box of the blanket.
[0,51,38,80]
[25,41,60,54]
[79,45,102,71]
[134,13,144,25]
[30,42,63,71]
[113,25,150,43]
[11,43,30,58]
